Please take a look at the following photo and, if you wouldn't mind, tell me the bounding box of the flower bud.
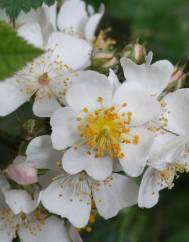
[134,43,146,64]
[171,66,184,82]
[7,163,38,185]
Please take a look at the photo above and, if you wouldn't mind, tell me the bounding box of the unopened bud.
[7,163,38,185]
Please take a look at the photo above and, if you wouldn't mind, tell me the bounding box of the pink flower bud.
[171,66,184,82]
[7,163,38,185]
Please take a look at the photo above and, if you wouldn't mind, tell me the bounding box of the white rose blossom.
[0,0,104,62]
[138,133,189,208]
[120,57,189,206]
[41,170,138,228]
[22,135,139,228]
[50,68,160,178]
[0,41,91,118]
[0,176,81,242]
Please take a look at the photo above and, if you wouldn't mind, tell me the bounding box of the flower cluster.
[0,0,189,241]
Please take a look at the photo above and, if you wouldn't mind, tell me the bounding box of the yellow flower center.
[75,97,139,158]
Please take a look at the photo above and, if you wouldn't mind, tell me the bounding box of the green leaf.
[0,0,56,19]
[0,21,43,80]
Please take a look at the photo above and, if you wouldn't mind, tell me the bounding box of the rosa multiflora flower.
[0,169,81,242]
[21,135,138,228]
[0,38,91,117]
[41,170,138,228]
[138,133,189,208]
[50,69,160,178]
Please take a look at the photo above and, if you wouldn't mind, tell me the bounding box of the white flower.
[50,70,160,178]
[120,57,189,138]
[138,133,189,208]
[17,0,104,47]
[0,42,91,118]
[0,175,81,242]
[41,170,138,228]
[56,0,105,42]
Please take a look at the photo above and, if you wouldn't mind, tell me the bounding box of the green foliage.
[0,0,56,19]
[0,21,43,80]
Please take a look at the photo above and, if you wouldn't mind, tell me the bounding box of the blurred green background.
[1,0,189,241]
[86,0,189,64]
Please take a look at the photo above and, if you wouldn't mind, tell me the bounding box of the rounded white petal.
[17,23,43,48]
[57,0,88,33]
[33,94,62,117]
[2,189,40,214]
[113,82,160,126]
[0,78,29,116]
[50,107,79,150]
[148,132,186,170]
[47,32,92,70]
[120,128,154,177]
[163,88,189,136]
[65,71,112,112]
[26,135,62,170]
[92,173,138,219]
[121,58,174,97]
[18,216,71,242]
[85,4,105,41]
[41,178,91,228]
[138,167,165,208]
[63,147,113,180]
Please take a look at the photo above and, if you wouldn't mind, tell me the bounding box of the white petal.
[145,51,153,64]
[33,94,62,117]
[63,147,113,180]
[26,135,62,170]
[42,3,57,30]
[57,0,88,33]
[148,132,186,170]
[163,88,189,136]
[17,23,43,48]
[92,173,138,219]
[47,32,92,70]
[2,189,40,214]
[41,178,91,228]
[120,128,154,177]
[138,167,164,208]
[121,58,174,97]
[0,224,15,242]
[108,69,120,95]
[65,71,112,112]
[68,224,83,242]
[0,78,29,116]
[50,107,79,150]
[85,4,105,41]
[113,82,160,126]
[18,216,71,242]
